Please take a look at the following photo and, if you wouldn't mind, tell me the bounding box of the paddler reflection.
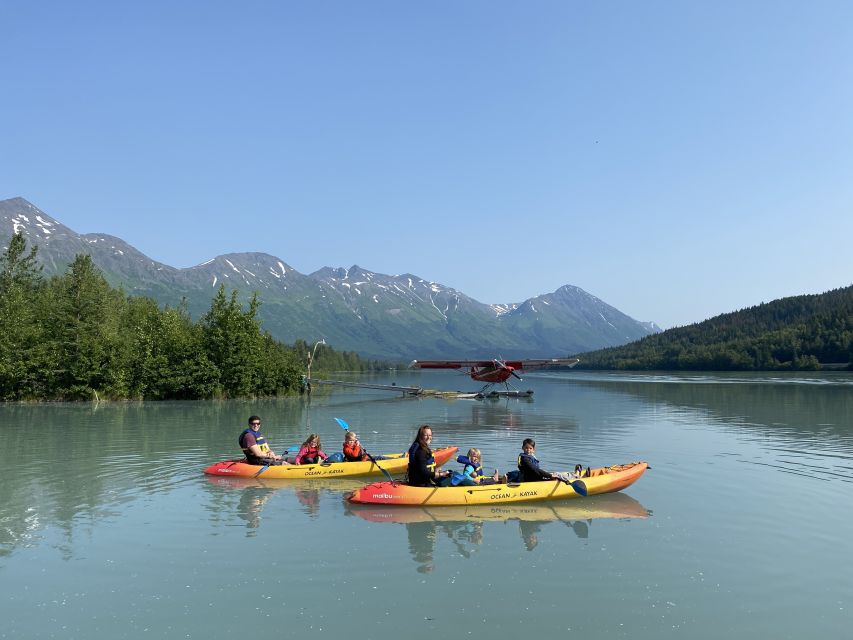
[347,493,649,569]
[406,520,484,573]
[237,486,276,535]
[207,476,364,533]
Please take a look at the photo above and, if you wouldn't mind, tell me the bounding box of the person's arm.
[243,433,277,460]
[411,447,448,482]
[294,446,309,465]
[264,444,280,460]
[463,464,481,484]
[519,454,554,480]
[318,449,328,460]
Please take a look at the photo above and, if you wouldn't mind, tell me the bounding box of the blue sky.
[3,1,852,328]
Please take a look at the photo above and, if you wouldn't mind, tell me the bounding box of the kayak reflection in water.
[295,488,321,517]
[519,520,541,551]
[237,487,275,535]
[406,520,484,573]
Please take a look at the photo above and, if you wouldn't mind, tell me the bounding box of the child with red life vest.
[294,434,328,465]
[342,431,368,462]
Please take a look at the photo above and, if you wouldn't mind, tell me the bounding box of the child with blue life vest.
[452,448,500,486]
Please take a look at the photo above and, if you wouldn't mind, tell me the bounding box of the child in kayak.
[294,434,328,464]
[342,431,368,462]
[516,438,561,482]
[455,448,500,485]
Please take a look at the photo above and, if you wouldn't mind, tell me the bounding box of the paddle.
[334,417,396,483]
[558,475,588,496]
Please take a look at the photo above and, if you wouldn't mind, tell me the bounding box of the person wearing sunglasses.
[239,415,289,465]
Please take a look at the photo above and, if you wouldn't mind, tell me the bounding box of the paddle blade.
[571,480,588,497]
[334,417,350,431]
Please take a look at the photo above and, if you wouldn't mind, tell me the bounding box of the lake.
[1,370,852,639]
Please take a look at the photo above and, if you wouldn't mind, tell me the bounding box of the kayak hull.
[347,461,648,506]
[347,492,650,523]
[203,446,458,479]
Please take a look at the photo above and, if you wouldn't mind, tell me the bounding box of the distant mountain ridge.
[1,197,660,360]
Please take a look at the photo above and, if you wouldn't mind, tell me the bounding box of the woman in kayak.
[343,431,368,462]
[406,425,452,486]
[294,434,328,465]
[239,415,289,466]
[517,438,560,482]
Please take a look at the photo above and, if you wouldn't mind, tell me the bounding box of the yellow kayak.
[348,461,649,505]
[203,446,458,479]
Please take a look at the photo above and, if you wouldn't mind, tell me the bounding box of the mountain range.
[1,197,659,360]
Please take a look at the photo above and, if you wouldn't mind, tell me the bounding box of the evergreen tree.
[0,233,45,399]
[201,287,265,397]
[44,255,123,399]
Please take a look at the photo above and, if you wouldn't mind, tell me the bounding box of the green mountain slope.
[2,197,659,360]
[573,285,853,370]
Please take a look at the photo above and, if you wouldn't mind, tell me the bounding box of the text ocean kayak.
[203,446,458,479]
[347,461,648,506]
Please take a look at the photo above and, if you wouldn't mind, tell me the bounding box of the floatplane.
[408,358,580,398]
[302,346,579,400]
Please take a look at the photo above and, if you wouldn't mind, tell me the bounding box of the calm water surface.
[2,371,852,639]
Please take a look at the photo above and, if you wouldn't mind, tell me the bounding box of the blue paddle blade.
[334,417,350,431]
[571,480,588,497]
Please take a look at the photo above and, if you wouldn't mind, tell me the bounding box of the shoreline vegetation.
[0,234,382,402]
[3,234,850,402]
[572,285,852,372]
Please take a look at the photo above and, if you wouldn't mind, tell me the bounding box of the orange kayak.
[347,461,649,506]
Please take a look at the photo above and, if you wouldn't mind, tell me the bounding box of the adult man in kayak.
[406,425,452,486]
[239,416,289,465]
[517,438,560,482]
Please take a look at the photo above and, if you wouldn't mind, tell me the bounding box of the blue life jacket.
[457,455,483,476]
[240,428,270,459]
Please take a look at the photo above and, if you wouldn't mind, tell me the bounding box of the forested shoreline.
[573,285,853,371]
[0,234,381,401]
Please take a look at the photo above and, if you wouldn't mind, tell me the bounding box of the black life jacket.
[406,441,437,485]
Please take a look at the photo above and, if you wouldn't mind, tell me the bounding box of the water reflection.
[561,372,853,482]
[204,476,363,534]
[346,493,650,571]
